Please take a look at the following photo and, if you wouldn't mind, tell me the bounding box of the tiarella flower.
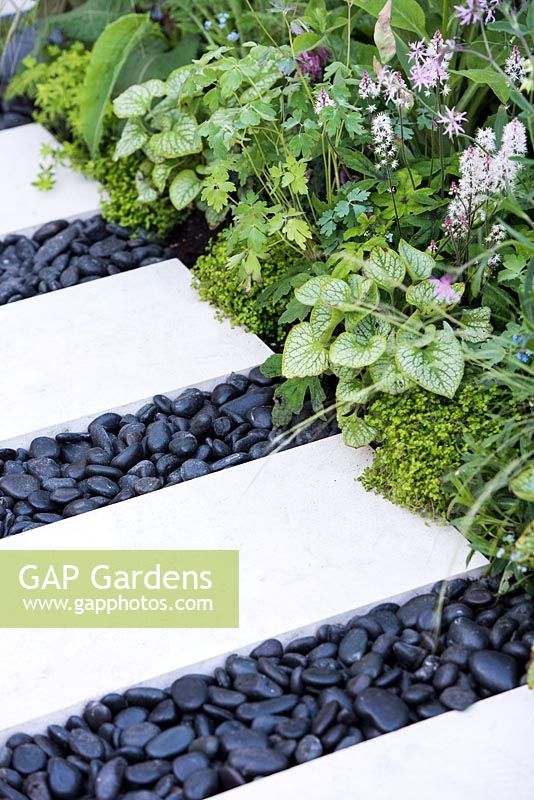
[444,118,527,240]
[379,67,413,110]
[505,45,526,87]
[429,273,460,303]
[485,223,506,247]
[371,113,397,168]
[453,0,498,25]
[358,70,381,99]
[297,48,331,80]
[436,106,467,138]
[428,239,438,254]
[314,87,335,115]
[408,31,454,94]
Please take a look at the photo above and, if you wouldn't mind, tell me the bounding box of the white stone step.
[0,258,272,443]
[0,435,486,731]
[0,1,36,16]
[0,123,100,237]
[222,686,533,800]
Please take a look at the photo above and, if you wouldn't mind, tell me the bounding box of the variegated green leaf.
[113,79,166,118]
[295,276,333,306]
[510,466,534,501]
[406,280,464,314]
[338,414,376,448]
[395,327,464,398]
[282,322,329,377]
[148,113,202,159]
[113,118,147,160]
[310,302,341,339]
[459,306,493,343]
[330,332,387,369]
[169,169,202,210]
[319,278,352,308]
[399,238,434,280]
[363,248,405,290]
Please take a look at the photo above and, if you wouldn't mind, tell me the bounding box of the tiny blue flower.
[496,547,506,559]
[204,19,212,30]
[217,12,229,27]
[227,30,239,41]
[512,334,524,343]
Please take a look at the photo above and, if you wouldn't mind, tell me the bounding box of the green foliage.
[36,0,136,46]
[79,13,153,157]
[191,234,306,343]
[87,146,182,235]
[7,43,92,139]
[360,382,515,519]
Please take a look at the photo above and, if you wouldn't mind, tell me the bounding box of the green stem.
[442,0,450,35]
[399,108,416,190]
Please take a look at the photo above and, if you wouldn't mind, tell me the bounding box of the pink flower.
[297,48,331,80]
[429,274,460,303]
[428,239,438,254]
[314,87,335,114]
[436,106,467,138]
[453,0,497,26]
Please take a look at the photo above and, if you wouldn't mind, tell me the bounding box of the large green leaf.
[148,114,202,159]
[282,323,329,378]
[510,467,534,501]
[115,37,200,95]
[295,276,333,306]
[113,118,147,160]
[80,14,152,157]
[352,0,427,36]
[37,0,135,47]
[339,414,377,449]
[363,248,406,290]
[113,79,166,119]
[399,239,434,281]
[169,169,202,211]
[459,307,493,343]
[330,332,387,369]
[396,328,464,398]
[405,280,464,314]
[453,69,511,104]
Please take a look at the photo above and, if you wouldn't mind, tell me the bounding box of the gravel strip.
[0,216,172,306]
[0,368,338,537]
[0,576,531,799]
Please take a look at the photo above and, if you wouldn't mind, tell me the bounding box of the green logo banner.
[0,551,239,628]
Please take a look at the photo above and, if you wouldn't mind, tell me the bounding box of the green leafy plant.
[192,233,306,344]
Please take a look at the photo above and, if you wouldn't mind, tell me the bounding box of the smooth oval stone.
[148,700,179,727]
[47,758,83,800]
[220,388,274,421]
[125,761,171,786]
[12,744,47,775]
[146,422,172,454]
[397,594,437,627]
[84,702,112,732]
[392,642,426,671]
[417,700,447,719]
[233,673,283,700]
[29,437,61,460]
[295,734,323,764]
[134,477,162,495]
[87,477,119,498]
[301,668,341,688]
[210,453,251,472]
[220,729,267,754]
[446,617,490,650]
[123,688,167,709]
[171,390,205,419]
[50,487,82,505]
[26,458,61,482]
[111,444,144,472]
[120,723,160,749]
[401,683,435,706]
[349,652,384,679]
[0,748,11,769]
[207,687,246,709]
[235,695,299,722]
[180,460,210,482]
[211,383,241,405]
[0,768,22,789]
[276,718,309,740]
[63,498,100,517]
[250,639,283,659]
[339,628,368,665]
[171,753,209,784]
[433,663,459,691]
[115,707,149,728]
[68,728,105,760]
[0,474,39,500]
[227,748,288,778]
[171,677,208,711]
[145,726,195,760]
[439,685,478,711]
[355,688,409,732]
[95,757,127,800]
[182,768,218,800]
[469,650,519,692]
[23,772,52,800]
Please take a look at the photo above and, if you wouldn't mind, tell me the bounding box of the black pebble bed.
[0,93,34,131]
[0,368,338,538]
[0,576,532,800]
[0,216,173,307]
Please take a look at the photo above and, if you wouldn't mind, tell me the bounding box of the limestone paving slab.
[224,686,533,800]
[0,258,272,443]
[0,124,100,237]
[0,1,36,17]
[0,435,485,731]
